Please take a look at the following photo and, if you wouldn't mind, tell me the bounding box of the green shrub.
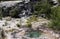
[9,7,18,17]
[33,0,51,18]
[27,15,38,22]
[26,15,38,28]
[26,22,32,28]
[9,6,21,17]
[50,6,60,30]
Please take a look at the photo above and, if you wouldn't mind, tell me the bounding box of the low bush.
[9,7,21,18]
[27,15,38,22]
[26,22,32,28]
[26,15,38,28]
[33,0,51,19]
[49,6,60,30]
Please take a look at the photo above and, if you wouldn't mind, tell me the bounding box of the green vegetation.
[32,0,60,31]
[49,6,60,30]
[26,22,32,28]
[26,15,38,27]
[9,7,21,17]
[1,0,60,31]
[27,15,38,22]
[0,6,21,18]
[33,0,51,18]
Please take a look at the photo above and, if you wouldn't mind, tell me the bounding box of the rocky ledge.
[0,17,60,39]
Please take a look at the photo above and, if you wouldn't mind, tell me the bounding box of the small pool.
[26,30,42,38]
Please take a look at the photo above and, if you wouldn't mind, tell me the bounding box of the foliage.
[26,22,32,28]
[27,15,38,22]
[0,0,51,18]
[9,7,21,18]
[26,15,38,28]
[49,6,60,30]
[33,0,51,18]
[0,5,22,18]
